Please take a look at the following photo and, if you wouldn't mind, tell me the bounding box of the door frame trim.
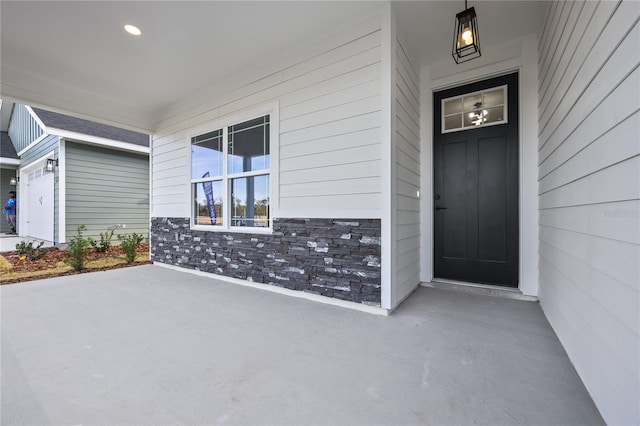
[432,72,519,287]
[419,35,539,297]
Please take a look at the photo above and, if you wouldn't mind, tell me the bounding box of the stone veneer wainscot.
[150,217,382,305]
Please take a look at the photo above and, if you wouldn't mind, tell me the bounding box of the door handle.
[435,206,447,210]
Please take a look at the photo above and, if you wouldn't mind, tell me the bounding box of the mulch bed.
[0,243,151,285]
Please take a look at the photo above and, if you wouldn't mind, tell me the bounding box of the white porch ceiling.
[0,1,544,133]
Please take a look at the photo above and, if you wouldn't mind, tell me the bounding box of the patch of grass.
[85,256,127,269]
[85,253,149,269]
[0,262,72,282]
[0,256,12,272]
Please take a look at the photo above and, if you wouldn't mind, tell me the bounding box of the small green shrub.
[64,225,92,271]
[15,240,47,261]
[118,233,144,263]
[90,229,114,253]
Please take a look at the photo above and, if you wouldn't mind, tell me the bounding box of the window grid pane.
[230,174,270,228]
[191,129,223,179]
[193,180,223,226]
[442,86,507,133]
[190,114,271,230]
[228,115,270,175]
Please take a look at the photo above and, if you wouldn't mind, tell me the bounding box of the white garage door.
[23,165,54,242]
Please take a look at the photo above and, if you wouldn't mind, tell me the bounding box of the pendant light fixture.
[452,0,481,64]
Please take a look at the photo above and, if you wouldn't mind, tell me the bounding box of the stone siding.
[150,217,381,305]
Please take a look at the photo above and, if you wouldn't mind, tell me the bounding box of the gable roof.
[1,131,18,159]
[32,107,149,147]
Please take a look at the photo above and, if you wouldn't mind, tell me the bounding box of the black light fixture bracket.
[45,158,59,173]
[452,0,481,64]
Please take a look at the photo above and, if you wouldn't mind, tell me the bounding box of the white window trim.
[441,84,508,133]
[189,102,279,234]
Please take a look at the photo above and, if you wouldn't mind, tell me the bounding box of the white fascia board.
[48,128,150,154]
[0,158,21,166]
[17,132,49,157]
[25,105,47,132]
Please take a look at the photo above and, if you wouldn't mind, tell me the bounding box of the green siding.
[65,142,149,243]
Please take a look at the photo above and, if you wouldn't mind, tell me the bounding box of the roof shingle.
[32,107,149,147]
[1,131,18,159]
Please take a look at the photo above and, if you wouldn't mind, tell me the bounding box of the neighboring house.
[3,103,150,246]
[0,2,638,425]
[0,130,20,234]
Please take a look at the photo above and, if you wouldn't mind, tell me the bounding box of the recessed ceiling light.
[124,24,142,36]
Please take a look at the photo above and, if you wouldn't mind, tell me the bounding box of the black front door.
[433,72,519,287]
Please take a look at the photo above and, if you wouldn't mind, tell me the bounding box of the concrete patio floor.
[1,265,604,425]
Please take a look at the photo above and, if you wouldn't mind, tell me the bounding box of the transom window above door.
[441,85,507,133]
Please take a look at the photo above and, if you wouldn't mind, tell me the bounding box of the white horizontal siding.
[539,156,640,209]
[394,37,420,306]
[152,17,382,219]
[280,160,380,186]
[279,193,380,213]
[537,1,640,424]
[539,111,639,193]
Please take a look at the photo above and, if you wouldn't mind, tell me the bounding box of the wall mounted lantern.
[452,0,481,64]
[9,176,18,185]
[45,158,58,173]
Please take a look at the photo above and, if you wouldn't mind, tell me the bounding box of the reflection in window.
[228,116,270,175]
[190,114,271,230]
[231,175,270,228]
[191,129,223,179]
[193,180,223,226]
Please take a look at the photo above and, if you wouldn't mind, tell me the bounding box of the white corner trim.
[149,135,154,221]
[48,128,149,154]
[419,66,434,283]
[58,139,66,245]
[380,2,396,310]
[154,262,389,316]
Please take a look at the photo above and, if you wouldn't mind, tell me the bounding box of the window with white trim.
[191,115,270,230]
[442,85,507,133]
